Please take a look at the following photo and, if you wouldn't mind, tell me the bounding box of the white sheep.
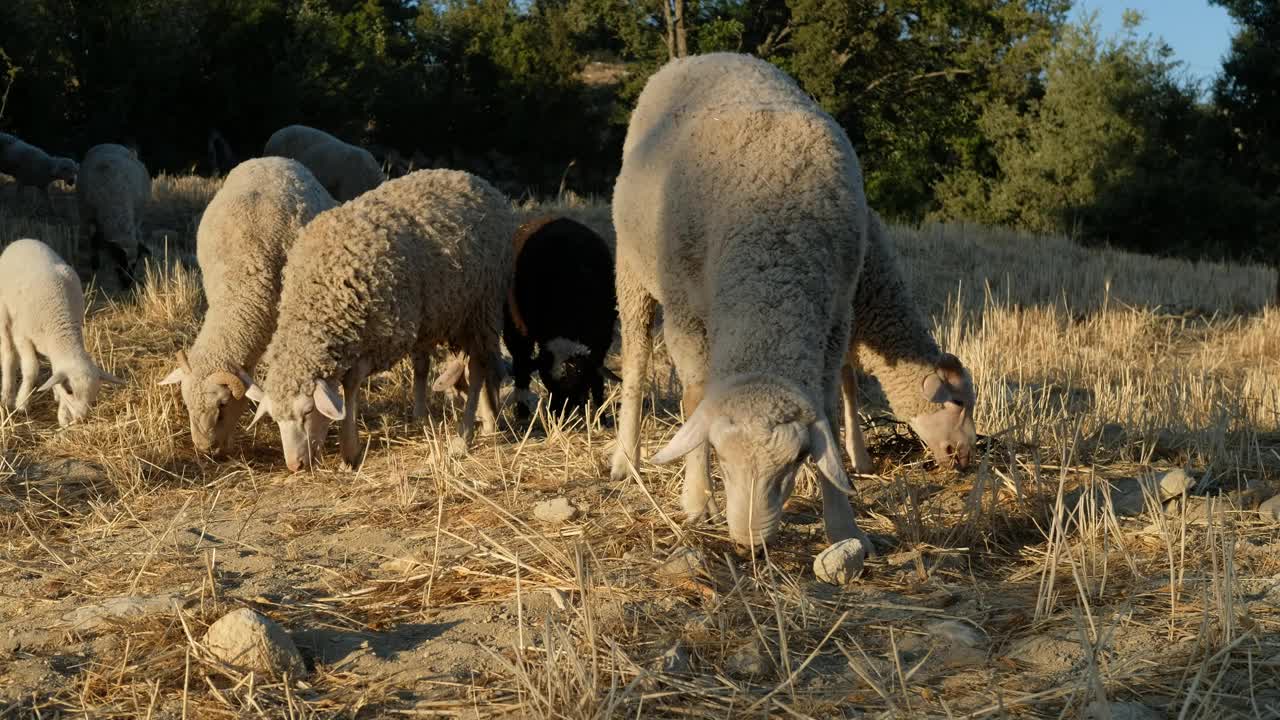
[610,53,868,549]
[842,210,977,474]
[244,169,515,471]
[158,158,335,455]
[262,125,384,202]
[0,239,123,425]
[0,135,78,204]
[77,144,151,288]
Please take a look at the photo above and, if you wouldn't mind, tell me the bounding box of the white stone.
[1259,494,1280,522]
[813,538,866,585]
[656,547,706,579]
[1156,469,1196,500]
[533,497,578,523]
[203,608,305,678]
[61,593,180,631]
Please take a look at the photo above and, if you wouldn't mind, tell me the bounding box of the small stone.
[656,547,706,580]
[61,594,181,631]
[925,620,983,648]
[547,588,569,611]
[658,642,691,674]
[204,608,305,679]
[813,538,866,585]
[533,497,578,523]
[725,641,766,677]
[447,436,468,458]
[1082,700,1161,720]
[1156,469,1196,500]
[380,555,424,574]
[1259,495,1280,522]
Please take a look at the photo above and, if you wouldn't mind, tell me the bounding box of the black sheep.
[433,216,619,419]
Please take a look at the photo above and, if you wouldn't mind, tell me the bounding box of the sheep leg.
[452,352,491,454]
[664,312,717,523]
[609,261,657,482]
[412,354,431,421]
[0,322,16,411]
[477,352,501,436]
[841,363,874,474]
[339,366,366,469]
[14,340,40,412]
[505,323,537,421]
[821,326,871,551]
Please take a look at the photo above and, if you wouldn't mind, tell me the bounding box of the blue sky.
[1070,1,1237,82]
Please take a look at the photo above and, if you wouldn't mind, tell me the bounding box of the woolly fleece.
[0,137,77,195]
[77,144,151,268]
[263,125,383,202]
[259,169,514,466]
[610,52,868,548]
[169,157,335,453]
[0,239,117,426]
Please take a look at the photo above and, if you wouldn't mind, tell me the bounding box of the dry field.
[3,176,1280,719]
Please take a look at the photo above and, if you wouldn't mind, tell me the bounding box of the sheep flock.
[4,51,1271,717]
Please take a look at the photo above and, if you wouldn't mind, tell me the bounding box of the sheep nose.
[287,458,302,472]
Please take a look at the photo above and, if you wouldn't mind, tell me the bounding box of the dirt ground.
[3,177,1280,718]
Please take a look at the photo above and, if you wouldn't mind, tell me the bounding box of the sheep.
[207,129,239,176]
[432,215,620,420]
[262,125,384,202]
[244,169,515,471]
[842,210,977,474]
[158,158,335,455]
[610,53,869,550]
[77,144,151,289]
[0,239,123,426]
[0,135,78,204]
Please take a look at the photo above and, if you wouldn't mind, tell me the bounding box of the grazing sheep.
[77,144,151,289]
[842,211,977,474]
[207,129,239,176]
[0,135,78,204]
[158,158,335,455]
[432,216,619,419]
[610,53,868,549]
[245,169,515,471]
[262,125,384,202]
[0,239,123,426]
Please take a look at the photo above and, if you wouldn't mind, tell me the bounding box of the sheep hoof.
[447,436,469,458]
[609,450,633,482]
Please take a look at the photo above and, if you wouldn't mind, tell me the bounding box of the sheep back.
[263,124,382,201]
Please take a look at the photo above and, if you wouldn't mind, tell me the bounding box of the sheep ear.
[248,396,272,427]
[651,403,713,465]
[809,418,852,493]
[598,366,622,383]
[313,379,345,420]
[98,367,125,385]
[921,373,950,403]
[38,371,68,394]
[158,367,186,386]
[432,358,467,393]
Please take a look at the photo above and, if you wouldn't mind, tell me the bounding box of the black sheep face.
[535,338,595,414]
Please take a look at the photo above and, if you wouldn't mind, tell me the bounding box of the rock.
[925,620,983,648]
[658,642,691,674]
[533,497,578,524]
[203,608,305,679]
[61,593,181,631]
[1082,700,1161,720]
[1155,469,1196,500]
[725,641,766,677]
[1259,495,1280,522]
[380,555,425,575]
[1005,635,1082,675]
[813,538,866,585]
[656,547,706,580]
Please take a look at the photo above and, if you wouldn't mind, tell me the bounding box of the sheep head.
[158,352,253,455]
[650,376,850,549]
[246,377,341,472]
[534,337,597,412]
[907,353,977,470]
[41,361,124,427]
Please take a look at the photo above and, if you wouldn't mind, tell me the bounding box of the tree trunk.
[674,0,688,58]
[662,0,676,59]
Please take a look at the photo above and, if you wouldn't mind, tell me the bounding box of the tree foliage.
[0,0,1275,260]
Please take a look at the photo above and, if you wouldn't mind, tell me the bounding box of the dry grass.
[3,174,1280,718]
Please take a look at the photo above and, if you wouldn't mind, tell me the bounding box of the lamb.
[432,215,620,419]
[262,125,384,202]
[0,135,78,203]
[158,158,335,455]
[610,53,868,550]
[77,144,151,289]
[0,239,123,426]
[842,210,977,474]
[244,169,515,471]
